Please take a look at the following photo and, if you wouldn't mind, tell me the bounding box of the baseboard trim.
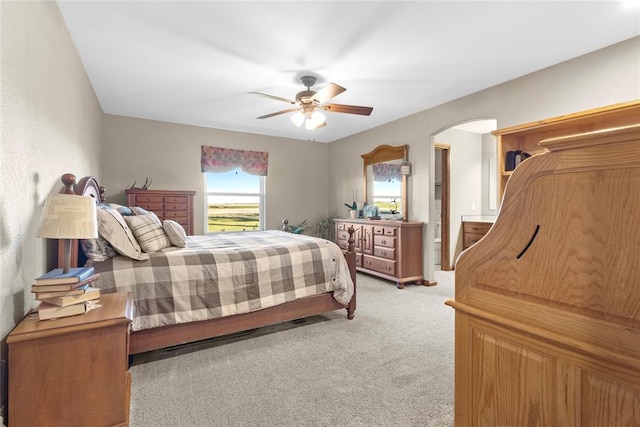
[423,279,437,287]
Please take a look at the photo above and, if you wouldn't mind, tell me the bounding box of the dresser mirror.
[362,144,408,221]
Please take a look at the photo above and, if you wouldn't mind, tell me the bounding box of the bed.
[57,174,357,355]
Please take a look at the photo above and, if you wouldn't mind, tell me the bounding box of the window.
[373,178,402,215]
[205,169,264,232]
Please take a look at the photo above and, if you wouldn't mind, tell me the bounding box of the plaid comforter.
[89,231,354,331]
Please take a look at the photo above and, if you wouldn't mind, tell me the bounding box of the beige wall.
[0,0,103,413]
[328,36,640,282]
[1,2,638,417]
[101,115,328,234]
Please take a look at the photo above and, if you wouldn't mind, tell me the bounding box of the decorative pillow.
[96,205,149,261]
[130,206,150,216]
[163,220,187,247]
[80,236,118,262]
[124,212,172,253]
[106,203,134,216]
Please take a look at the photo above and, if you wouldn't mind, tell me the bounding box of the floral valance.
[201,146,269,176]
[372,163,401,182]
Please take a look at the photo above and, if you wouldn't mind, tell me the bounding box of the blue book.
[35,266,95,285]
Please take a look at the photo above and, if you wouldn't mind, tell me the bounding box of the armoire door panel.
[580,370,640,426]
[471,329,556,426]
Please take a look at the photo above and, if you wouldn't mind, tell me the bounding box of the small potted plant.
[344,201,357,218]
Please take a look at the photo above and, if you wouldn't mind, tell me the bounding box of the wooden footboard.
[130,237,356,354]
[58,174,358,355]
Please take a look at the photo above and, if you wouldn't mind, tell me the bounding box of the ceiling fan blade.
[311,83,346,104]
[322,103,373,116]
[256,108,299,119]
[249,92,296,104]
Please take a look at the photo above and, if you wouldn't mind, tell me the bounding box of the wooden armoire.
[447,105,640,425]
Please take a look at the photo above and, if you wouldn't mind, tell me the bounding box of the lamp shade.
[37,194,98,239]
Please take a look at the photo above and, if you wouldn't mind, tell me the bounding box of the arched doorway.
[431,119,497,273]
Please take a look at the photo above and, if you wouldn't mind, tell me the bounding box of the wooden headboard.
[59,173,104,202]
[56,174,105,268]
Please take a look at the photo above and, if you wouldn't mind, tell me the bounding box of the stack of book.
[32,266,101,320]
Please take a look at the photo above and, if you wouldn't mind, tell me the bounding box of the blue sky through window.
[206,168,259,193]
[373,178,401,198]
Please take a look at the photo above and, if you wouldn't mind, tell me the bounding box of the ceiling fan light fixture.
[291,111,305,127]
[252,75,371,131]
[306,110,325,129]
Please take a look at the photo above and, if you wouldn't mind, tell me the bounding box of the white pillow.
[124,212,172,253]
[163,220,187,247]
[96,205,149,261]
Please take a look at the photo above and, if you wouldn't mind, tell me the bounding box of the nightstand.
[8,293,133,427]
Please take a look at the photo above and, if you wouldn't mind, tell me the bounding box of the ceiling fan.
[249,75,373,130]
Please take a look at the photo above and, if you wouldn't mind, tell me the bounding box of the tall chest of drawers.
[335,219,423,288]
[126,188,196,235]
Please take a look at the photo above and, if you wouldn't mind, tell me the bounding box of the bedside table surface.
[8,292,133,343]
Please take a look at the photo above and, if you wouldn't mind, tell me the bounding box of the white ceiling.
[56,1,640,143]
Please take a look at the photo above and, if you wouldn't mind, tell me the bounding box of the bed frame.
[57,174,357,355]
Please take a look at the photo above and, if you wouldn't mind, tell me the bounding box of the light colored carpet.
[129,271,456,427]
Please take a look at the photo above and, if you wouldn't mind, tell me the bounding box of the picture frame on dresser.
[363,205,379,219]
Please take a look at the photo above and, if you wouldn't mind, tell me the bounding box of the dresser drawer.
[163,196,188,204]
[135,195,163,204]
[336,239,349,251]
[362,255,396,276]
[137,202,163,212]
[374,246,395,260]
[372,225,397,236]
[373,234,395,249]
[464,232,486,249]
[163,210,188,220]
[336,229,351,241]
[372,225,385,235]
[463,221,492,234]
[164,203,188,212]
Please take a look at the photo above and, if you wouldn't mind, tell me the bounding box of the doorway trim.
[435,143,451,271]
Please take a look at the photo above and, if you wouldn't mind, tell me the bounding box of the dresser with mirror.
[335,144,424,289]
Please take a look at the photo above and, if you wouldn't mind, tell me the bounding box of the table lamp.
[37,193,98,273]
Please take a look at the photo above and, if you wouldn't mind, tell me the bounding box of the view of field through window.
[206,169,261,232]
[373,179,402,214]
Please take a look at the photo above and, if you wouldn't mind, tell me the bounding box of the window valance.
[201,146,269,176]
[372,163,401,182]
